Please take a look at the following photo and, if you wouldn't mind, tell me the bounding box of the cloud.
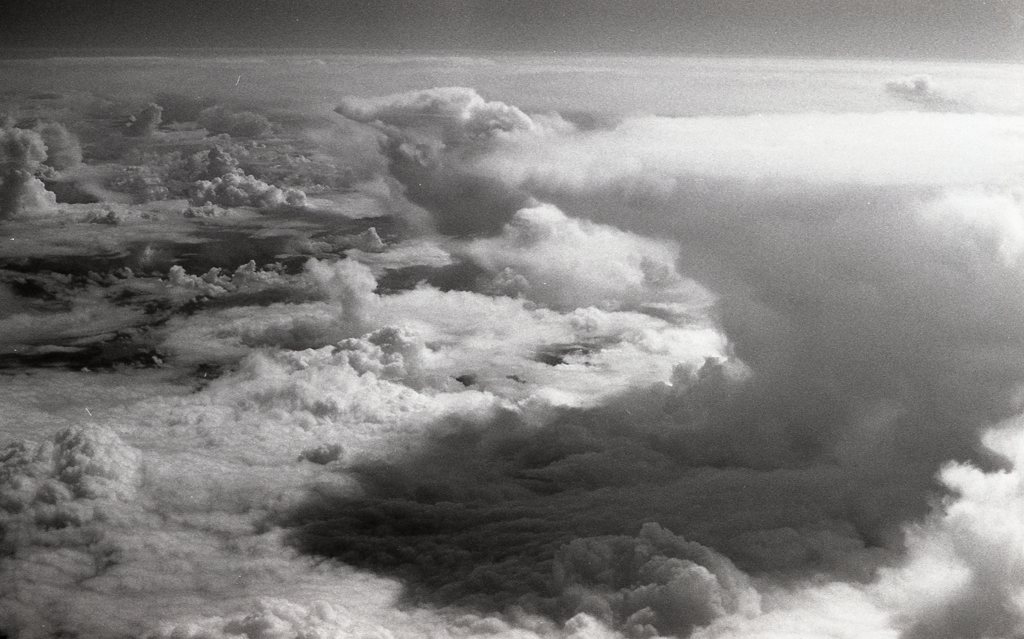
[690,422,1024,639]
[5,60,1024,639]
[0,424,142,635]
[164,260,297,299]
[884,75,972,112]
[37,122,83,172]
[157,256,729,410]
[351,104,1024,237]
[0,301,144,355]
[198,106,273,138]
[459,201,711,311]
[0,169,57,219]
[277,392,872,631]
[189,169,307,209]
[479,112,1024,190]
[125,103,163,137]
[359,95,1024,482]
[157,259,379,364]
[873,423,1024,639]
[312,88,1024,637]
[553,523,761,637]
[0,126,59,219]
[334,87,575,236]
[917,188,1024,267]
[335,87,546,144]
[153,92,216,123]
[146,596,619,639]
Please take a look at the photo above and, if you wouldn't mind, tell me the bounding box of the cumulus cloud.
[0,425,141,635]
[460,202,711,311]
[554,523,761,637]
[0,126,57,218]
[196,145,240,179]
[125,103,163,137]
[189,168,307,209]
[874,423,1024,639]
[37,122,83,171]
[0,169,57,218]
[334,87,574,235]
[157,255,728,409]
[158,259,380,364]
[336,87,547,144]
[164,260,296,299]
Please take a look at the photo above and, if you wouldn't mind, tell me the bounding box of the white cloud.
[917,188,1024,266]
[189,169,307,209]
[460,202,712,311]
[37,122,83,172]
[873,423,1024,639]
[0,127,58,218]
[335,87,553,144]
[478,112,1024,190]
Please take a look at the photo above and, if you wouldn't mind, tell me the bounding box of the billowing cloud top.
[335,87,544,143]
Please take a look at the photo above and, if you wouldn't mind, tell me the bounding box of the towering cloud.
[323,82,1024,636]
[0,126,57,218]
[125,103,164,137]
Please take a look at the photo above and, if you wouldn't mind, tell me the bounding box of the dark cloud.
[280,386,887,636]
[153,92,216,123]
[125,103,163,137]
[198,106,273,138]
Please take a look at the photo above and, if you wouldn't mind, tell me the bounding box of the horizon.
[3,46,1024,66]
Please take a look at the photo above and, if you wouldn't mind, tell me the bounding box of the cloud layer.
[3,55,1024,639]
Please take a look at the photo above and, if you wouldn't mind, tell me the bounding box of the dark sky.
[2,0,1022,60]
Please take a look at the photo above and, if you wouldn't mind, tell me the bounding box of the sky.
[2,0,1023,60]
